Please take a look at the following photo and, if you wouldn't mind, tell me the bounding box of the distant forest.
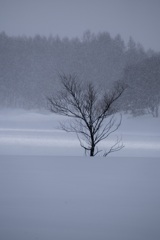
[0,31,160,116]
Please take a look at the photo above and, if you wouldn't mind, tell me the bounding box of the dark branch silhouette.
[47,74,126,156]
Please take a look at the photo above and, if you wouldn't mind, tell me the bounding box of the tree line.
[0,31,159,116]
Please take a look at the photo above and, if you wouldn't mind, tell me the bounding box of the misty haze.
[0,1,160,240]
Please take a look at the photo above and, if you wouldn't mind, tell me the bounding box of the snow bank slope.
[0,109,160,157]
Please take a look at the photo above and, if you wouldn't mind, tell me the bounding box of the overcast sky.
[0,0,160,51]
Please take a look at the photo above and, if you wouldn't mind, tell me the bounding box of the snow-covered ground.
[0,109,160,240]
[0,108,159,157]
[1,156,160,240]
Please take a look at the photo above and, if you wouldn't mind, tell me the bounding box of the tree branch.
[103,136,124,157]
[47,74,126,157]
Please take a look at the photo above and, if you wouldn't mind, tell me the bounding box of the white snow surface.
[0,108,160,157]
[0,156,160,240]
[0,109,160,240]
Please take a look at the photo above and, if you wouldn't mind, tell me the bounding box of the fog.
[0,1,160,239]
[0,0,160,51]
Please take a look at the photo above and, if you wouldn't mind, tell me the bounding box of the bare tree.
[47,74,126,156]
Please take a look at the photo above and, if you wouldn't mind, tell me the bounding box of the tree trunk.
[90,146,95,156]
[90,131,95,156]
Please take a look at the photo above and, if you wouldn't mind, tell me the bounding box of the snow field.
[0,109,160,240]
[0,108,160,157]
[0,156,160,240]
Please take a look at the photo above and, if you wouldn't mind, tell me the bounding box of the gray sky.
[0,0,160,51]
